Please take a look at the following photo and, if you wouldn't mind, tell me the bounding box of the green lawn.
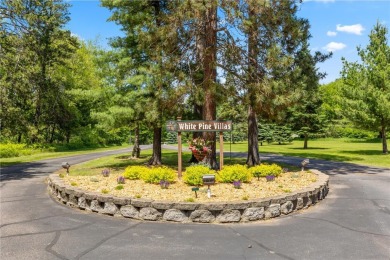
[0,144,129,167]
[228,138,389,168]
[2,138,389,168]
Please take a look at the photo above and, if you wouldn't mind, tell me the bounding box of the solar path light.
[61,162,70,175]
[202,174,215,198]
[301,159,309,172]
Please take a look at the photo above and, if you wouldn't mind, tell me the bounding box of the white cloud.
[327,31,337,37]
[336,24,365,35]
[323,42,347,52]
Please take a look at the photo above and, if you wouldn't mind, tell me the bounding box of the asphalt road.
[1,147,389,260]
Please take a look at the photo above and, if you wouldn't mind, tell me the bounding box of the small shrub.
[0,143,34,158]
[233,180,241,189]
[135,194,141,198]
[59,173,65,178]
[101,188,109,194]
[159,180,170,189]
[117,176,125,184]
[242,195,249,200]
[115,185,124,190]
[124,166,149,180]
[216,164,252,183]
[141,166,176,184]
[184,198,195,202]
[70,182,78,186]
[90,177,99,182]
[283,189,292,193]
[249,163,282,180]
[183,165,216,186]
[101,169,110,177]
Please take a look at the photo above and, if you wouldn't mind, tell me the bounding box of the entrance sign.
[166,120,232,132]
[169,119,232,178]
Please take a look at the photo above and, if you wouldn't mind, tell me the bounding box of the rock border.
[47,169,329,224]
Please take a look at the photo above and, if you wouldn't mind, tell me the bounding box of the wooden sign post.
[177,117,182,178]
[219,131,224,170]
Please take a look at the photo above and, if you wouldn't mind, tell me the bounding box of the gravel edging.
[47,169,329,224]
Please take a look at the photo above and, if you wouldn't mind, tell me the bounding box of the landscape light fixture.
[202,174,215,198]
[61,162,70,175]
[301,159,310,172]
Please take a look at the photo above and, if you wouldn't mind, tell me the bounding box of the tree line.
[1,0,388,165]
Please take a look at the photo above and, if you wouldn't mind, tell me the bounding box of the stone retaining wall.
[47,170,329,224]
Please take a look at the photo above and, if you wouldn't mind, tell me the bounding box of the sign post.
[177,117,182,178]
[219,131,224,170]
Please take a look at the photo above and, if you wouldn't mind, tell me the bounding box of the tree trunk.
[202,3,218,169]
[382,119,388,154]
[246,106,260,166]
[17,133,22,143]
[189,105,203,163]
[132,124,141,158]
[303,133,308,149]
[148,127,162,165]
[246,3,261,167]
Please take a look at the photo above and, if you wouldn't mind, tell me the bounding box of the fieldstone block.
[251,199,271,208]
[97,195,113,203]
[216,209,241,223]
[152,201,173,210]
[190,210,215,223]
[120,205,139,219]
[113,197,130,206]
[163,209,188,222]
[296,198,304,210]
[131,198,153,208]
[241,207,264,222]
[271,196,286,205]
[304,196,312,208]
[65,187,74,196]
[67,194,78,207]
[103,202,119,215]
[90,200,103,212]
[265,204,280,219]
[174,202,198,211]
[60,190,68,202]
[285,194,298,201]
[198,202,226,211]
[224,201,251,210]
[84,192,99,200]
[281,201,294,215]
[78,197,87,209]
[139,207,162,221]
[73,189,84,197]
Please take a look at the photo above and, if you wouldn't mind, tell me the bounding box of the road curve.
[1,147,389,260]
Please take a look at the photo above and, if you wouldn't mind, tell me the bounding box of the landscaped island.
[48,152,329,224]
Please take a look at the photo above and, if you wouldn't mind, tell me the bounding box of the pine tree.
[341,22,390,154]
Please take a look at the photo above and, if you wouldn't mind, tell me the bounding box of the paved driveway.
[1,147,389,260]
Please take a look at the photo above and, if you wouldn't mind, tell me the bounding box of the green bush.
[216,164,252,183]
[183,165,216,186]
[249,164,282,179]
[141,166,176,184]
[0,143,34,158]
[123,166,149,180]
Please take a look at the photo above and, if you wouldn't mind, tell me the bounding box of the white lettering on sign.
[177,122,197,131]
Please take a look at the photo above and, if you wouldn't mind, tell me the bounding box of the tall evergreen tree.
[0,0,78,143]
[341,22,390,154]
[102,0,186,164]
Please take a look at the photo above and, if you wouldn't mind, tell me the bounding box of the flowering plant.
[188,137,211,154]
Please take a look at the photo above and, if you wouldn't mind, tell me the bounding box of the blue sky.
[66,0,390,84]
